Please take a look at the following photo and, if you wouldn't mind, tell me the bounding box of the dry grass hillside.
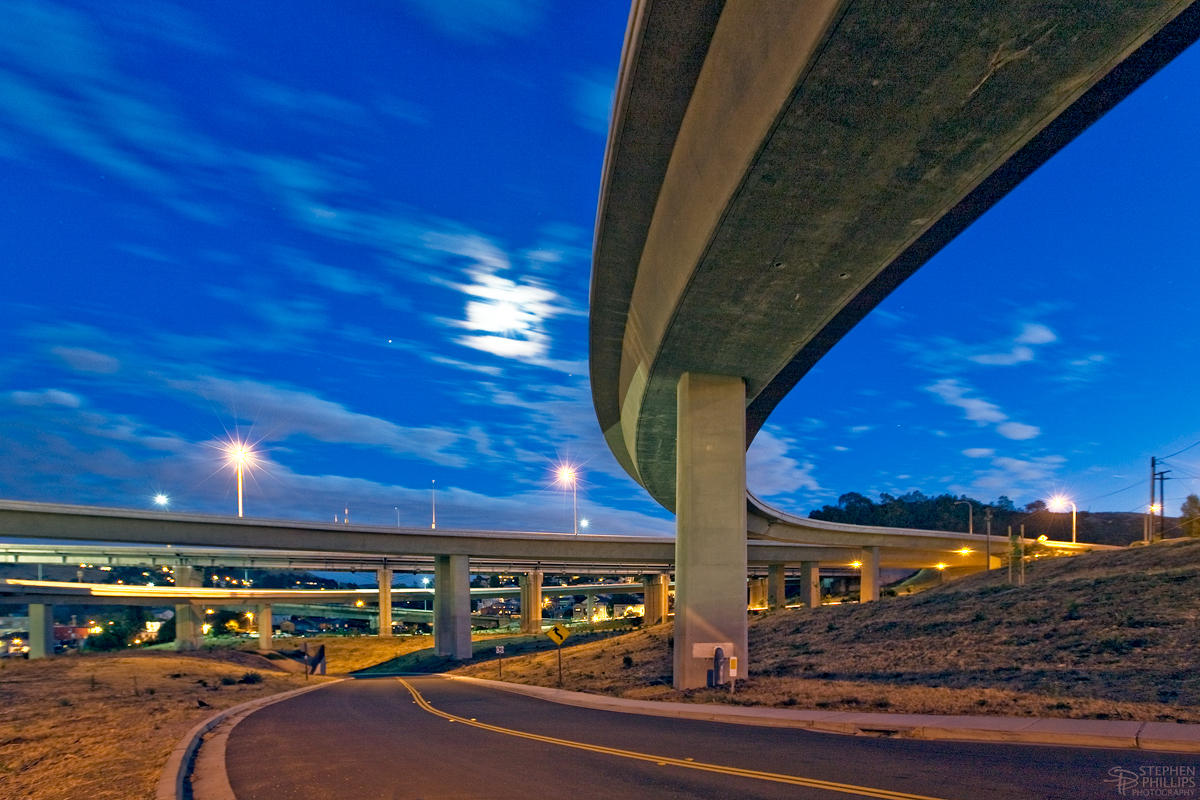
[455,538,1200,722]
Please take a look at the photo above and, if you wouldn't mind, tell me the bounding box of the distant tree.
[1025,499,1047,513]
[994,495,1016,512]
[1181,495,1200,537]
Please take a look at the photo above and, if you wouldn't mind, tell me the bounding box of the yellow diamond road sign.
[545,624,570,645]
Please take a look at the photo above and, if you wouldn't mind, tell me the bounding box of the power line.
[1161,438,1200,460]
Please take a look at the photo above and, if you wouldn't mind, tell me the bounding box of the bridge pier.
[748,577,768,609]
[585,593,595,623]
[799,561,821,608]
[674,372,747,689]
[642,573,669,625]
[768,564,786,608]
[256,603,272,650]
[433,556,471,659]
[174,566,202,651]
[519,570,542,633]
[28,603,53,659]
[860,546,881,603]
[376,568,393,637]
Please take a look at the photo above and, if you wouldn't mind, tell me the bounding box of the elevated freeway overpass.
[5,499,1067,659]
[590,0,1194,685]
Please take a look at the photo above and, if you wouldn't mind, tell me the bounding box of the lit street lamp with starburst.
[554,464,580,535]
[226,440,256,518]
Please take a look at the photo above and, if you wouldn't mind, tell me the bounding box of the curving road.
[220,677,1184,799]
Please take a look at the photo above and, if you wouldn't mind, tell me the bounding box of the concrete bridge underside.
[591,0,1198,686]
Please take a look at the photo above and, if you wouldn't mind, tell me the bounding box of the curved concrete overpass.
[591,0,1196,685]
[592,0,1199,509]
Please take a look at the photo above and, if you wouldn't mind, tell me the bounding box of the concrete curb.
[155,679,342,800]
[444,676,1200,753]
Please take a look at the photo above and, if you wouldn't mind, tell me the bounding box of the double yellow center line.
[397,678,950,800]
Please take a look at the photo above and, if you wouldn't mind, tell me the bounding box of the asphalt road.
[222,677,1195,800]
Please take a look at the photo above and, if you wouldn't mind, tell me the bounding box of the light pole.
[226,441,254,518]
[1048,495,1077,543]
[431,480,437,530]
[556,465,578,534]
[394,506,399,527]
[953,499,974,534]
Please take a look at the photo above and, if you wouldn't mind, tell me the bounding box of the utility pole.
[984,507,993,572]
[1157,469,1171,538]
[1148,456,1156,543]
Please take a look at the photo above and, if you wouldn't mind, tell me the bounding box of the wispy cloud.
[167,375,467,466]
[569,71,614,135]
[7,389,82,408]
[747,428,821,497]
[925,378,1040,440]
[51,347,120,374]
[405,0,547,43]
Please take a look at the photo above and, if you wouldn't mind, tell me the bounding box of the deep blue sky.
[1,2,1197,536]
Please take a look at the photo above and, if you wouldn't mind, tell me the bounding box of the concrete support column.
[860,546,881,603]
[376,568,393,638]
[519,570,543,633]
[674,372,747,689]
[768,564,786,609]
[748,577,768,609]
[642,573,669,625]
[799,561,821,609]
[256,603,272,650]
[28,603,53,659]
[433,555,472,659]
[174,566,202,651]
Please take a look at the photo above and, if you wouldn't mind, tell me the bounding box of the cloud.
[405,0,547,43]
[962,447,995,458]
[972,455,1066,493]
[1015,323,1057,345]
[996,421,1040,440]
[570,71,614,135]
[51,346,120,374]
[925,378,1040,441]
[167,376,467,466]
[7,389,82,408]
[747,428,821,497]
[925,379,1007,424]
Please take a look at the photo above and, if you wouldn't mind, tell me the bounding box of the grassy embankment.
[453,538,1200,722]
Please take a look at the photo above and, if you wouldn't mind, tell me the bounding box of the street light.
[225,440,255,518]
[153,493,169,508]
[953,499,974,534]
[555,465,579,535]
[1047,495,1077,543]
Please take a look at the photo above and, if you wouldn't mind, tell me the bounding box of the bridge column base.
[800,561,821,608]
[256,603,272,650]
[520,570,543,633]
[174,566,202,651]
[768,564,786,608]
[433,555,471,659]
[642,573,669,625]
[673,372,747,689]
[860,546,881,603]
[28,603,53,659]
[377,568,393,637]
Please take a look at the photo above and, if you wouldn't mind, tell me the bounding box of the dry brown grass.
[454,538,1200,723]
[0,649,321,800]
[234,633,438,674]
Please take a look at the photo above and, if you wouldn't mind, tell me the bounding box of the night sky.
[2,1,1197,537]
